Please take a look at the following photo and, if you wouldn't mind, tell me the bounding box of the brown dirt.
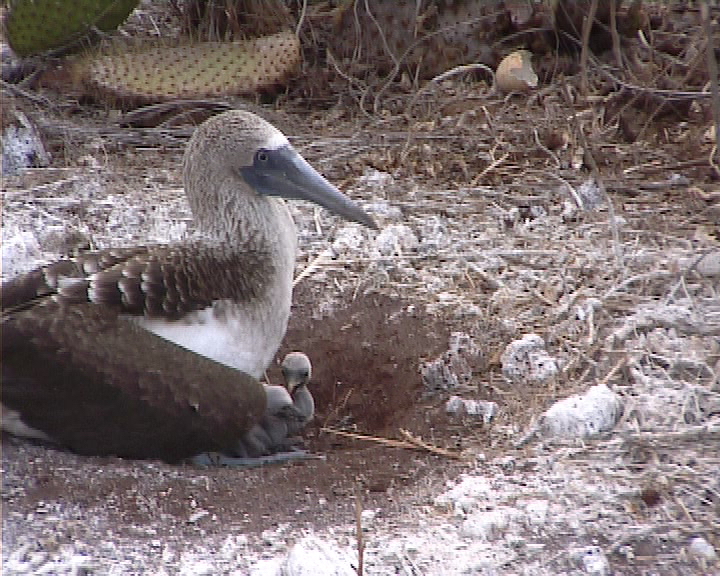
[2,290,472,545]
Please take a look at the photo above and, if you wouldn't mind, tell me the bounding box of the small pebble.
[688,536,717,561]
[501,334,558,385]
[188,509,210,524]
[570,546,610,576]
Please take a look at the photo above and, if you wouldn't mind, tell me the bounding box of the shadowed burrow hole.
[274,286,450,447]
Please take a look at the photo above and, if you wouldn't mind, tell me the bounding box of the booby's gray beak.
[242,145,377,229]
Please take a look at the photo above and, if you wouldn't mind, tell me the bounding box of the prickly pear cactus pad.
[83,31,301,106]
[5,0,140,57]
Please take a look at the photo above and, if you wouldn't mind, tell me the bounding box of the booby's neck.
[189,170,298,300]
[189,168,290,238]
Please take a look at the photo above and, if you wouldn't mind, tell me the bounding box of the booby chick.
[281,351,315,428]
[198,351,315,466]
[191,352,316,467]
[1,110,375,462]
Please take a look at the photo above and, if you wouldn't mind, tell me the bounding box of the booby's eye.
[256,150,269,163]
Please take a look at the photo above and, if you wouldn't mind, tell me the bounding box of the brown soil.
[2,290,472,544]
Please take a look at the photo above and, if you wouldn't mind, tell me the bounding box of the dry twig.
[354,481,365,576]
[561,86,623,268]
[701,1,720,176]
[321,427,466,460]
[609,0,623,70]
[293,248,332,288]
[579,0,599,97]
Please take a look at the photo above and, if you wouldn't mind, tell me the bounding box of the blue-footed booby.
[1,110,375,462]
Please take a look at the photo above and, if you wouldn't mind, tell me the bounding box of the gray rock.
[2,109,50,176]
[501,334,558,385]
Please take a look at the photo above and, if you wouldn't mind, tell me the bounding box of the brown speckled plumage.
[3,244,269,318]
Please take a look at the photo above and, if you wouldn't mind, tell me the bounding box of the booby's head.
[281,351,312,395]
[281,351,314,425]
[183,110,377,233]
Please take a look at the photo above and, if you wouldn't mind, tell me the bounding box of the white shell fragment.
[496,49,538,93]
[688,536,717,562]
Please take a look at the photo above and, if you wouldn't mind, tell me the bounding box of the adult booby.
[1,110,375,462]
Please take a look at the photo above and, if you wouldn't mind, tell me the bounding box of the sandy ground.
[2,66,720,574]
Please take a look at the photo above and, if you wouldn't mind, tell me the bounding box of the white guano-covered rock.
[540,384,622,439]
[279,535,356,576]
[445,396,498,423]
[501,333,558,385]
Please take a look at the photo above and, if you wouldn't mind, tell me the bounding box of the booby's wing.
[2,242,268,318]
[1,248,143,312]
[1,244,270,462]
